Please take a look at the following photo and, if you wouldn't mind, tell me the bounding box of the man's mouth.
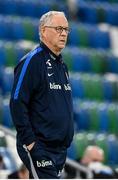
[60,40,66,43]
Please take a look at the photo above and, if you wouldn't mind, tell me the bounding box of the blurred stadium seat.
[0,0,68,18]
[0,147,16,171]
[73,99,118,135]
[70,73,118,101]
[2,98,13,128]
[68,132,118,166]
[76,1,118,26]
[63,47,118,74]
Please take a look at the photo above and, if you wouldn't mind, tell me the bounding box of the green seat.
[109,0,118,3]
[5,42,17,67]
[116,105,118,135]
[88,102,100,131]
[81,74,103,100]
[81,74,92,99]
[0,96,3,125]
[86,132,96,145]
[112,80,118,101]
[23,19,35,41]
[74,132,88,159]
[91,75,103,100]
[107,104,118,135]
[97,6,106,23]
[89,51,106,73]
[62,48,73,71]
[95,134,108,164]
[78,26,89,48]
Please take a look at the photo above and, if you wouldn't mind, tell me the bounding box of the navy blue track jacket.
[10,42,74,148]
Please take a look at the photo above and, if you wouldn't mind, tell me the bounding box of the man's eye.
[57,27,62,31]
[65,28,69,31]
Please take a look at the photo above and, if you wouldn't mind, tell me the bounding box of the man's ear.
[40,27,46,39]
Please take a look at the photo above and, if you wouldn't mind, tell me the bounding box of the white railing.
[66,158,93,178]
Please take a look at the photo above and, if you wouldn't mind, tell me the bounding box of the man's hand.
[27,142,35,151]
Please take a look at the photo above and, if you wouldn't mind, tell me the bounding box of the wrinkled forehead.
[50,14,69,27]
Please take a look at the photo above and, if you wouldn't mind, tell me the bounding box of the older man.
[10,11,74,179]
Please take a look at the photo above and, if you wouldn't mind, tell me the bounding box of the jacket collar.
[40,41,62,62]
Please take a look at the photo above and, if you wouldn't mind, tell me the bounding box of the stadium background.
[0,0,118,178]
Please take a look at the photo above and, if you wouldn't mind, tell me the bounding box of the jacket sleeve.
[10,54,41,145]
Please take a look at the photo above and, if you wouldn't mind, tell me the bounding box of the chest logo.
[50,83,62,90]
[46,59,51,67]
[48,73,54,77]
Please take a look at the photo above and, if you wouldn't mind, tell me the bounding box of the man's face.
[81,148,104,166]
[41,14,69,53]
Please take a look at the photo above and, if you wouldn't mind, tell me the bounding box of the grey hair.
[39,11,67,40]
